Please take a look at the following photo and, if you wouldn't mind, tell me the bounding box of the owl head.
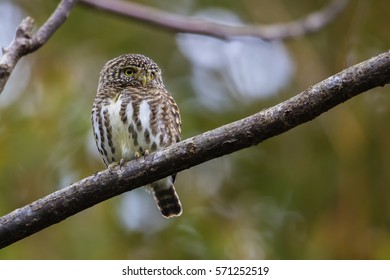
[98,54,164,90]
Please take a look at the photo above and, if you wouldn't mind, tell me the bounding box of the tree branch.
[1,50,389,249]
[0,0,78,94]
[0,0,347,95]
[79,0,348,40]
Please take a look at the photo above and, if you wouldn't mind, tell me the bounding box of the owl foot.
[107,162,119,173]
[119,158,126,168]
[134,151,142,159]
[134,149,149,160]
[107,159,126,173]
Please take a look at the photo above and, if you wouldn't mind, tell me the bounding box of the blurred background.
[0,0,389,259]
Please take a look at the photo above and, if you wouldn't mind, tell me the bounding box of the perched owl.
[91,54,182,218]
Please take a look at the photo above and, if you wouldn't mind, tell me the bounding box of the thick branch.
[0,0,78,94]
[80,0,348,40]
[0,50,389,249]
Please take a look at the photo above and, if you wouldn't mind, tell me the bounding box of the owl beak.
[141,75,147,87]
[135,70,149,87]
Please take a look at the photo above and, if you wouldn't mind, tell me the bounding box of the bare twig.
[0,50,389,249]
[0,0,78,94]
[79,0,348,40]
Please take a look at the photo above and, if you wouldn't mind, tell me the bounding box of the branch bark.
[79,0,348,40]
[0,50,389,249]
[0,0,78,94]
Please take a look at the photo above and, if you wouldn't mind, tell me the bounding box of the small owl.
[91,54,182,218]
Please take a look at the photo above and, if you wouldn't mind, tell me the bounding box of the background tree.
[0,0,389,259]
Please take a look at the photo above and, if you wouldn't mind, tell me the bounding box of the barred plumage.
[92,54,182,218]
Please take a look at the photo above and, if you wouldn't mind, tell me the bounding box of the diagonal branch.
[0,50,389,249]
[0,0,78,94]
[79,0,348,40]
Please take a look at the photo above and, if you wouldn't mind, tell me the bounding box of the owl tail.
[151,181,182,218]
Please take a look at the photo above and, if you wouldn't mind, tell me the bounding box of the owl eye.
[123,68,135,76]
[150,72,156,80]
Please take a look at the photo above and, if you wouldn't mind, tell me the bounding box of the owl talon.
[107,159,127,173]
[144,149,150,156]
[134,151,142,159]
[107,162,119,173]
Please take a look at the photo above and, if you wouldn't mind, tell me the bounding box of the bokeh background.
[0,0,389,259]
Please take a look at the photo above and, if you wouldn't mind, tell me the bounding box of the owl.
[91,54,182,218]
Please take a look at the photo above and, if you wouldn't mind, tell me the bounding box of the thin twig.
[0,50,389,249]
[79,0,348,40]
[0,0,78,94]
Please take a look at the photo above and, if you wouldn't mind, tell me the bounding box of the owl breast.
[92,92,174,167]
